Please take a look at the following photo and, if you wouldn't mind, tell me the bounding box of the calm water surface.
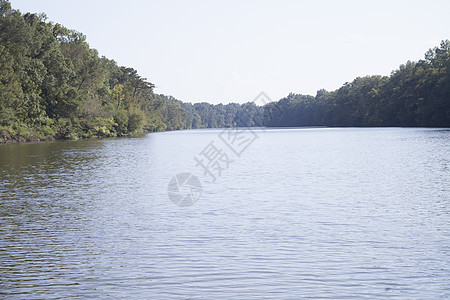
[0,128,449,299]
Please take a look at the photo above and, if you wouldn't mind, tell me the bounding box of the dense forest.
[265,43,450,127]
[0,0,449,144]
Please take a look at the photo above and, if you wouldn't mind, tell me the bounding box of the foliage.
[0,0,448,144]
[262,41,450,128]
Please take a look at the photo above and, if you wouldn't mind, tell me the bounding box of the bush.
[56,118,82,140]
[113,109,128,136]
[15,124,31,138]
[0,125,14,142]
[92,117,117,137]
[127,110,145,133]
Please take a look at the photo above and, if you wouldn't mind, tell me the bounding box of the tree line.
[0,0,265,143]
[1,0,448,143]
[264,41,450,128]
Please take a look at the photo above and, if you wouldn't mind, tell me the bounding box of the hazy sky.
[10,0,450,104]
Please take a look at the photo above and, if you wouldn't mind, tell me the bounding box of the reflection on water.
[0,128,449,299]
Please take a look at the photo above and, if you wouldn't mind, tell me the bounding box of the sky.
[10,0,450,104]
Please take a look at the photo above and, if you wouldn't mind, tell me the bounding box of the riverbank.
[1,129,55,145]
[0,117,157,145]
[0,130,146,145]
[1,134,55,145]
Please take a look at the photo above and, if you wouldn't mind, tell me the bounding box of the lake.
[0,127,449,299]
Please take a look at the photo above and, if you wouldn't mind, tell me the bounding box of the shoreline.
[0,130,150,146]
[2,126,449,146]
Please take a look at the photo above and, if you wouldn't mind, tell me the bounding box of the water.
[0,128,449,299]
